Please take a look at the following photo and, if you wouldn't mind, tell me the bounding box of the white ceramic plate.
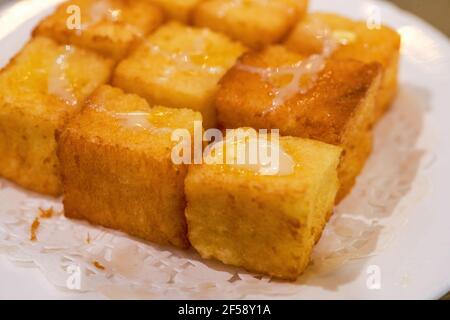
[0,0,449,300]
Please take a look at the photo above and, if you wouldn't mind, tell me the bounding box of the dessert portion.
[149,0,204,23]
[215,46,382,200]
[113,22,246,128]
[193,0,308,49]
[0,36,113,196]
[285,12,401,119]
[185,129,342,279]
[33,0,164,61]
[0,0,402,280]
[57,85,202,248]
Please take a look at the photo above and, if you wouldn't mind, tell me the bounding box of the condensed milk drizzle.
[76,1,226,81]
[89,104,173,134]
[143,42,225,82]
[114,112,173,134]
[48,45,78,106]
[237,19,339,115]
[86,0,122,27]
[205,131,296,176]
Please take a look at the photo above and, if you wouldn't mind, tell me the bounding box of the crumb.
[93,260,105,271]
[86,232,91,244]
[30,218,40,241]
[38,207,55,219]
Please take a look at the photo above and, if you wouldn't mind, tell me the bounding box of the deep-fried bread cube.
[193,0,308,49]
[34,0,163,61]
[113,22,246,128]
[186,131,342,279]
[285,12,401,119]
[149,0,203,23]
[215,46,382,200]
[0,37,113,196]
[57,85,202,248]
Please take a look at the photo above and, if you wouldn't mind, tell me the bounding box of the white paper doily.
[0,83,434,299]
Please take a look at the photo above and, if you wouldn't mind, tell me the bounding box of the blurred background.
[388,0,450,37]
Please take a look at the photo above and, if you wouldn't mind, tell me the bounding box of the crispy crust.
[216,46,382,200]
[113,22,246,128]
[57,85,202,248]
[33,0,164,61]
[186,136,342,280]
[285,12,401,119]
[0,37,113,196]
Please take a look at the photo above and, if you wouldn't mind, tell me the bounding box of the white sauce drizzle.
[332,29,357,46]
[143,41,225,82]
[50,1,127,105]
[89,0,122,23]
[48,45,78,106]
[76,0,123,34]
[80,103,175,134]
[237,18,340,115]
[112,111,173,134]
[205,131,295,176]
[78,1,226,79]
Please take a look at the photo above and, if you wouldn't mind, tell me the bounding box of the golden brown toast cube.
[193,0,308,49]
[113,22,246,128]
[285,12,401,119]
[148,0,203,23]
[57,85,202,248]
[0,37,113,196]
[34,0,163,61]
[215,46,382,200]
[186,131,342,279]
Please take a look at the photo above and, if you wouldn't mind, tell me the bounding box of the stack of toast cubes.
[0,0,400,280]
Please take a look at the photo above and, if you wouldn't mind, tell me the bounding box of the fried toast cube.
[186,130,342,279]
[193,0,308,49]
[113,22,246,128]
[33,0,164,61]
[148,0,203,23]
[285,12,401,119]
[0,37,113,196]
[215,46,382,200]
[57,85,202,248]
